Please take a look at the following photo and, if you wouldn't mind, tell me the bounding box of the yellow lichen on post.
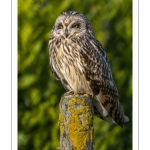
[59,94,95,150]
[59,113,65,134]
[67,96,92,150]
[90,127,94,142]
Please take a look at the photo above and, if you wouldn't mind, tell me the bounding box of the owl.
[48,11,129,127]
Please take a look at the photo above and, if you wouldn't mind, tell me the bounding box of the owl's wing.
[79,38,128,126]
[79,38,117,95]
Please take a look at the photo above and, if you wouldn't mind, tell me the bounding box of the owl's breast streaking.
[49,38,93,95]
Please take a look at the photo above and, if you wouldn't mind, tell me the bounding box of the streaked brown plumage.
[48,11,129,127]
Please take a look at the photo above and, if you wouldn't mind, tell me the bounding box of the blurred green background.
[18,0,132,150]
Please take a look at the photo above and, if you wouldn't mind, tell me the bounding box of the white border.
[132,0,139,150]
[0,1,12,150]
[133,0,139,150]
[139,0,150,149]
[12,0,17,149]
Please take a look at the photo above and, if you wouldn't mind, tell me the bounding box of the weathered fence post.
[59,94,95,150]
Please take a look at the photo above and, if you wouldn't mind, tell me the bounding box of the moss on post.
[59,94,95,150]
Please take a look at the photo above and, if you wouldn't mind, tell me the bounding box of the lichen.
[59,113,65,134]
[66,95,94,150]
[90,127,94,142]
[83,93,91,98]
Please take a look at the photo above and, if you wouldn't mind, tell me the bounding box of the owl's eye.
[72,23,79,28]
[58,24,63,29]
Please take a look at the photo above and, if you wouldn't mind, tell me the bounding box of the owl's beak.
[65,29,69,38]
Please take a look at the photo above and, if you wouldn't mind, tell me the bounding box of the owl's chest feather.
[55,43,82,75]
[53,42,91,94]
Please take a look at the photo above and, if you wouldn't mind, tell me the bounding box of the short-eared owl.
[48,11,129,127]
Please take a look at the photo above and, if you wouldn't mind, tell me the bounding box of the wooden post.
[58,94,95,150]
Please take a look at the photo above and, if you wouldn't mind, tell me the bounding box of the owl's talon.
[77,91,84,95]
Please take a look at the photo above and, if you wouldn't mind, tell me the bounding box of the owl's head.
[51,11,94,39]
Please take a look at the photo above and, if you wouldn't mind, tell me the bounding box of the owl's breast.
[52,42,92,94]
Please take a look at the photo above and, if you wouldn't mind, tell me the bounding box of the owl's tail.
[93,93,129,127]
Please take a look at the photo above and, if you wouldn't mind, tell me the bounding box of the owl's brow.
[63,18,71,26]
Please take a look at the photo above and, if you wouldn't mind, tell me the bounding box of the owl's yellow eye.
[59,24,63,29]
[72,24,79,28]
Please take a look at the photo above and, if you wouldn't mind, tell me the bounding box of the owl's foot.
[62,91,93,98]
[77,91,93,97]
[77,91,84,95]
[63,90,74,96]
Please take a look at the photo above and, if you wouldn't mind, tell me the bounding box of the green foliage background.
[18,0,132,150]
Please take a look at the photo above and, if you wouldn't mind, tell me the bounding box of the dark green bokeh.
[18,0,132,150]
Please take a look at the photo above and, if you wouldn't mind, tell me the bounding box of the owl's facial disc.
[54,18,86,39]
